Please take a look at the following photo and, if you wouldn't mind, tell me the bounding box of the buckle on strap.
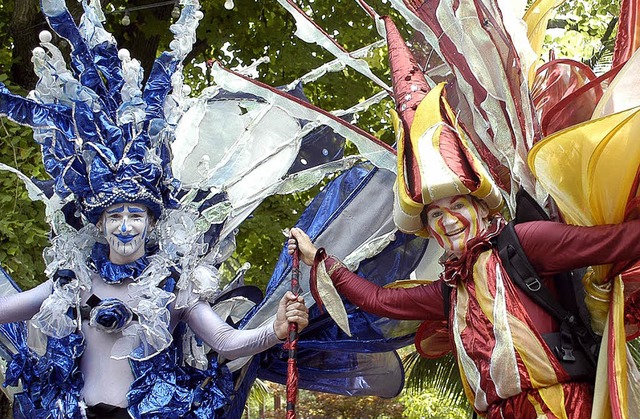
[524,276,541,292]
[555,346,576,362]
[555,321,577,362]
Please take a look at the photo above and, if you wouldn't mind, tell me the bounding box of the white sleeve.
[0,280,53,324]
[183,300,281,360]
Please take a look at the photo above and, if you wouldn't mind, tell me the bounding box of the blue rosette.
[89,298,134,333]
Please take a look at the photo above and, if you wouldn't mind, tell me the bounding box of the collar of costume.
[441,217,506,285]
[91,242,149,284]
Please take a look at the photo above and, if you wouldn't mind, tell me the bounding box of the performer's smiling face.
[99,203,151,264]
[424,195,489,257]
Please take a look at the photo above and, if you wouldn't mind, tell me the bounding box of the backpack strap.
[495,221,600,380]
[496,223,573,323]
[512,188,598,349]
[442,280,452,320]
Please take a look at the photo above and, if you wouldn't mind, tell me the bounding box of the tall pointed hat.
[384,16,504,237]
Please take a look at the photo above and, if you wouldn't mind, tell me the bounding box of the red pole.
[285,244,301,419]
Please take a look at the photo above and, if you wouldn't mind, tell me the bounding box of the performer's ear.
[96,212,107,234]
[476,198,490,220]
[147,216,156,233]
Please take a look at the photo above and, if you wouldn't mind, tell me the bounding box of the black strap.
[86,403,131,419]
[79,294,103,320]
[78,294,139,322]
[442,280,452,320]
[495,222,600,373]
[496,224,574,323]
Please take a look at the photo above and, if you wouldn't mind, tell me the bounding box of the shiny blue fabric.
[47,11,123,113]
[143,53,179,119]
[0,83,75,140]
[91,242,149,284]
[6,327,234,419]
[6,333,85,419]
[253,163,429,397]
[128,343,234,419]
[89,298,134,333]
[1,256,236,418]
[120,263,235,418]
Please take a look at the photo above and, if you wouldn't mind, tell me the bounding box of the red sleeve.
[324,257,446,321]
[515,219,640,276]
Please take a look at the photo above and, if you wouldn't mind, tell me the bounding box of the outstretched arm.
[0,280,53,324]
[288,228,446,321]
[184,291,308,360]
[517,219,640,275]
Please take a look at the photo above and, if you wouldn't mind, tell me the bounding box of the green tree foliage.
[244,380,470,419]
[399,389,470,419]
[548,0,621,68]
[0,114,49,290]
[403,352,470,411]
[0,33,49,288]
[254,385,406,419]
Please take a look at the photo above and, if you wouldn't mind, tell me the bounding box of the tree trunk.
[115,0,174,83]
[7,0,170,91]
[10,0,42,90]
[274,392,281,410]
[0,393,11,419]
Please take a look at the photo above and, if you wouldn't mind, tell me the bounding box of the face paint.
[424,195,489,257]
[100,203,151,264]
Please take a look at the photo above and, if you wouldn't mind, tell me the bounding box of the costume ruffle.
[91,242,150,284]
[6,333,85,419]
[441,218,506,285]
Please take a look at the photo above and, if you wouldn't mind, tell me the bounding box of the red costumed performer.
[289,15,640,419]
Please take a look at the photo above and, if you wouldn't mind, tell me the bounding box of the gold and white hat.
[391,78,504,236]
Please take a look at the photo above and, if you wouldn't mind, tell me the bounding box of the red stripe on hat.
[384,15,431,202]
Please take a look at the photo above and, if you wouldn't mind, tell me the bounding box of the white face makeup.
[99,203,151,264]
[424,195,489,258]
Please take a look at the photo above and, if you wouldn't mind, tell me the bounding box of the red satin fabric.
[486,382,592,419]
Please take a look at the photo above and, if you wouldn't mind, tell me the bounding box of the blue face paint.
[101,203,151,264]
[106,205,126,214]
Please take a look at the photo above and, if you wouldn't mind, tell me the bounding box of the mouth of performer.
[445,227,465,237]
[114,234,138,244]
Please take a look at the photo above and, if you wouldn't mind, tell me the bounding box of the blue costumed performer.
[0,0,308,418]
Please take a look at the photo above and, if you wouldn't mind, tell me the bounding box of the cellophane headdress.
[0,0,196,224]
[382,16,503,237]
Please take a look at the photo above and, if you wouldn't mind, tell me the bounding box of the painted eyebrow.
[106,205,125,214]
[127,206,147,213]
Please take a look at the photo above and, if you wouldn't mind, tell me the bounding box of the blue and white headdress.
[0,0,200,223]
